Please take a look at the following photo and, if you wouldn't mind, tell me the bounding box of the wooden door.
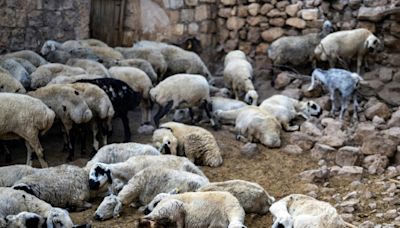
[90,0,126,47]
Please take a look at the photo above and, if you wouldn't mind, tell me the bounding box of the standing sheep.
[113,59,158,83]
[3,50,48,67]
[93,167,209,220]
[0,70,26,93]
[48,74,104,85]
[66,58,110,77]
[0,93,55,167]
[152,122,223,167]
[0,58,31,88]
[140,191,246,228]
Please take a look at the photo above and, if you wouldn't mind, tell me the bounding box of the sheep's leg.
[121,114,131,143]
[25,141,33,166]
[140,101,150,125]
[352,94,359,121]
[202,100,218,130]
[91,121,100,153]
[339,95,349,121]
[153,101,173,128]
[329,90,336,117]
[24,135,48,168]
[357,54,363,74]
[283,122,299,132]
[106,116,113,137]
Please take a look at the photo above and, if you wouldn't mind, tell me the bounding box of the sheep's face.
[6,212,46,228]
[272,215,293,228]
[244,90,258,106]
[143,193,170,215]
[173,109,191,123]
[215,88,232,98]
[152,129,178,155]
[304,101,322,118]
[46,208,74,228]
[89,163,112,190]
[365,35,382,53]
[41,40,57,56]
[94,195,122,221]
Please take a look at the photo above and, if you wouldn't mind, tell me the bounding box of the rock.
[358,5,400,22]
[372,116,385,125]
[300,121,322,137]
[363,154,389,174]
[137,124,155,135]
[378,82,400,106]
[261,27,284,42]
[221,0,236,6]
[289,132,315,150]
[353,123,377,145]
[286,17,306,29]
[227,17,245,31]
[361,134,397,157]
[319,118,346,147]
[301,9,319,21]
[379,67,394,83]
[281,89,301,100]
[247,27,261,43]
[241,143,259,157]
[310,143,336,161]
[260,3,274,15]
[388,109,400,127]
[273,71,291,90]
[381,127,400,143]
[358,80,382,97]
[267,9,287,18]
[301,83,323,98]
[276,1,290,10]
[269,17,285,27]
[248,3,260,16]
[336,146,363,166]
[282,144,304,155]
[329,166,364,184]
[349,0,362,8]
[285,3,301,17]
[365,101,391,120]
[384,209,398,219]
[299,166,329,183]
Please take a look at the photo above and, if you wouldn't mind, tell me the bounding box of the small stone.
[363,154,389,175]
[261,27,284,42]
[336,146,363,167]
[361,134,397,157]
[273,71,291,90]
[301,9,319,20]
[310,143,336,161]
[227,17,245,31]
[289,132,315,150]
[285,3,301,17]
[388,109,400,128]
[241,143,259,156]
[286,17,306,29]
[282,144,304,155]
[260,3,274,15]
[300,121,322,137]
[248,3,260,16]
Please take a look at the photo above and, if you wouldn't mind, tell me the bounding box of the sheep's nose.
[93,214,101,221]
[143,208,151,215]
[89,179,100,190]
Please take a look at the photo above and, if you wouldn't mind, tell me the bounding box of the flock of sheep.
[0,19,382,227]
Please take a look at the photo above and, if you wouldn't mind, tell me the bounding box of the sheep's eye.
[0,85,3,89]
[167,141,171,145]
[311,104,317,109]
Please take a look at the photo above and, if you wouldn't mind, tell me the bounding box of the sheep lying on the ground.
[66,58,110,77]
[268,20,333,67]
[77,78,142,142]
[140,191,246,228]
[3,211,46,228]
[3,50,48,67]
[30,63,87,89]
[150,74,217,128]
[224,50,258,105]
[259,95,322,131]
[0,70,26,93]
[48,74,104,85]
[12,164,91,211]
[152,122,223,167]
[308,68,362,120]
[0,93,55,167]
[109,66,153,126]
[12,57,37,74]
[0,187,79,228]
[314,28,381,74]
[94,167,209,220]
[0,58,31,88]
[210,85,232,98]
[0,165,38,187]
[88,154,205,195]
[197,179,275,215]
[86,143,160,168]
[28,84,93,161]
[215,106,281,147]
[113,59,158,83]
[270,194,347,228]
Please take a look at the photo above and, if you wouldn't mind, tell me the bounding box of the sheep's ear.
[113,199,123,218]
[106,169,112,183]
[13,183,35,196]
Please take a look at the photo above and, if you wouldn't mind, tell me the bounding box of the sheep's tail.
[307,70,318,91]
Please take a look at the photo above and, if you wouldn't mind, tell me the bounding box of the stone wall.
[0,0,90,53]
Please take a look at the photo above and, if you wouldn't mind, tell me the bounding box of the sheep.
[76,78,142,142]
[149,74,217,128]
[28,84,93,161]
[224,50,248,67]
[66,58,110,77]
[3,211,46,228]
[0,58,31,88]
[0,93,55,167]
[197,179,275,215]
[3,50,48,67]
[12,164,92,211]
[12,57,37,74]
[259,95,322,131]
[48,74,104,85]
[41,39,108,56]
[308,68,362,120]
[0,165,39,187]
[268,20,333,67]
[210,85,232,98]
[113,58,158,83]
[152,122,223,167]
[270,194,347,228]
[314,28,381,74]
[0,70,26,93]
[30,63,87,89]
[0,187,78,228]
[41,41,102,64]
[224,50,258,105]
[86,46,123,67]
[86,143,160,168]
[140,191,246,228]
[171,36,202,54]
[214,106,281,148]
[93,167,209,221]
[88,154,206,195]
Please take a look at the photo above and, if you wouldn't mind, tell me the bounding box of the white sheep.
[88,154,205,195]
[48,74,104,85]
[12,165,91,211]
[66,58,110,77]
[3,211,46,228]
[197,179,275,215]
[0,93,55,167]
[109,66,153,125]
[150,73,217,128]
[86,143,160,168]
[215,106,282,148]
[12,57,37,74]
[0,165,38,187]
[30,63,87,89]
[259,95,322,131]
[0,70,26,93]
[270,194,347,228]
[314,28,381,74]
[152,122,223,167]
[87,46,124,67]
[0,58,31,88]
[28,84,93,161]
[3,50,48,67]
[113,58,158,83]
[0,187,76,228]
[141,191,246,228]
[93,167,209,220]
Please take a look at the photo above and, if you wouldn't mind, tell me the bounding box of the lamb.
[0,58,31,88]
[268,20,333,67]
[93,167,209,221]
[307,68,362,120]
[88,155,206,195]
[149,74,217,128]
[12,57,37,74]
[109,66,153,126]
[3,211,46,228]
[270,194,347,228]
[76,78,142,142]
[12,164,92,211]
[197,180,275,215]
[314,28,381,74]
[259,95,322,131]
[224,50,258,105]
[48,74,104,85]
[86,143,160,168]
[28,84,93,161]
[30,63,87,89]
[41,39,108,56]
[0,187,78,228]
[66,58,110,77]
[152,122,223,167]
[214,106,281,148]
[0,165,38,187]
[140,191,246,228]
[3,50,48,67]
[0,70,26,93]
[41,42,102,64]
[86,46,124,67]
[113,58,158,83]
[0,93,55,167]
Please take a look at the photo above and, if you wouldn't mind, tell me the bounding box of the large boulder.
[361,134,397,157]
[378,82,400,106]
[353,123,377,145]
[310,143,336,161]
[362,154,389,175]
[329,166,364,184]
[364,102,391,120]
[288,132,316,150]
[336,146,363,167]
[358,5,400,22]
